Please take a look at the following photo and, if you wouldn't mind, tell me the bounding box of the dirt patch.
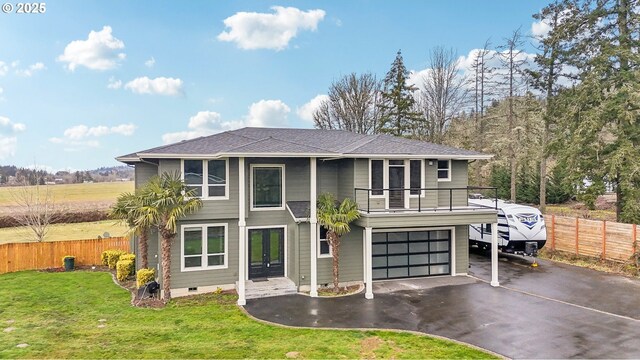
[360,336,384,359]
[317,284,362,297]
[539,248,640,277]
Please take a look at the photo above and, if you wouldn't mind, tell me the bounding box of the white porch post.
[491,222,499,287]
[365,226,373,299]
[309,157,318,297]
[237,157,247,305]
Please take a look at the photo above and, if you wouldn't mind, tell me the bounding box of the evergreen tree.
[549,0,640,223]
[378,50,421,136]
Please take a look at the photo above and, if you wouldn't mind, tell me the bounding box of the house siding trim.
[250,164,286,211]
[179,223,229,272]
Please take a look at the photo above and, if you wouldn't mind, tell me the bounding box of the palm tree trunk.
[139,228,149,269]
[160,228,173,301]
[330,231,340,293]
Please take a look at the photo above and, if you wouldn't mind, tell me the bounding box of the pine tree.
[378,50,421,136]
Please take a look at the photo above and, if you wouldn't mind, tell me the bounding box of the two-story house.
[117,127,500,305]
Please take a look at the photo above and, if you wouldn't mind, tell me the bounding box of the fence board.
[546,215,637,262]
[0,237,129,274]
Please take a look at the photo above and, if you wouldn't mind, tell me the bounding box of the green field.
[0,181,134,207]
[0,271,495,359]
[0,221,129,244]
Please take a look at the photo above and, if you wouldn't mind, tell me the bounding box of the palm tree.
[138,171,202,301]
[109,192,152,269]
[316,192,361,293]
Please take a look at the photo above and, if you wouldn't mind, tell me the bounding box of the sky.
[0,0,551,171]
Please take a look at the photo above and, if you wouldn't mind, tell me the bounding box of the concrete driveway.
[244,251,640,359]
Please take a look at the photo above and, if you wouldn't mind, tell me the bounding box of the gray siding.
[337,159,355,201]
[135,162,157,188]
[437,160,469,208]
[298,223,364,285]
[355,210,497,228]
[317,160,338,195]
[169,219,239,289]
[158,158,240,222]
[455,225,469,274]
[287,219,298,285]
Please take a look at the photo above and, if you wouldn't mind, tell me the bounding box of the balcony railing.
[353,186,498,214]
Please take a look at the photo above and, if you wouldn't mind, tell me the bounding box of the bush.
[102,249,127,269]
[136,268,155,288]
[120,253,136,263]
[116,259,134,282]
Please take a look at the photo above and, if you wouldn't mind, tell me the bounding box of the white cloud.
[0,116,26,133]
[217,6,326,50]
[58,26,126,71]
[145,57,155,68]
[0,136,17,159]
[124,76,183,96]
[162,100,290,144]
[15,62,46,77]
[246,99,290,127]
[532,18,552,38]
[110,123,136,136]
[107,77,122,89]
[296,94,328,122]
[0,116,26,159]
[51,123,136,149]
[0,61,8,76]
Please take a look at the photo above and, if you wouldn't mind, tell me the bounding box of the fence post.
[551,215,556,250]
[575,217,580,256]
[602,220,606,260]
[633,224,637,257]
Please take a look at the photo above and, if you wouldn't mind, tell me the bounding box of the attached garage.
[371,229,451,280]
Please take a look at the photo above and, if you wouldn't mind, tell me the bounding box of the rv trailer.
[468,196,547,256]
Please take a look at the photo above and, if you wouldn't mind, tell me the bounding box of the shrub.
[102,249,127,269]
[120,253,136,262]
[116,259,134,282]
[136,268,155,288]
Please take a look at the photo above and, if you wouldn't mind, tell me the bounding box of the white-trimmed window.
[183,159,228,198]
[409,159,424,196]
[251,165,285,210]
[437,160,451,181]
[181,224,228,271]
[369,159,384,196]
[318,225,332,258]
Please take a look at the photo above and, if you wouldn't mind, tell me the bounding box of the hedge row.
[0,209,108,228]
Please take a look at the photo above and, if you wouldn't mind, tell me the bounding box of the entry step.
[242,277,297,299]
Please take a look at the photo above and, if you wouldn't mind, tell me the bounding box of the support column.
[237,157,247,305]
[365,226,373,299]
[491,222,499,287]
[309,158,318,298]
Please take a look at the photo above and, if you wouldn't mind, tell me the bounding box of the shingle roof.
[286,201,310,220]
[118,127,490,161]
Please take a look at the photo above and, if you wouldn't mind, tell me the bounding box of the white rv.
[468,196,547,256]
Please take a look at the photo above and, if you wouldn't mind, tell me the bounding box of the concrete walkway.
[244,252,640,359]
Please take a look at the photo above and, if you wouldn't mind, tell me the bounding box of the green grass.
[0,182,134,206]
[0,221,129,244]
[0,271,495,359]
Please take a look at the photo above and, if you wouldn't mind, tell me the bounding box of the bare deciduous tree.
[497,28,528,201]
[11,183,62,242]
[313,72,383,134]
[469,39,494,184]
[417,46,469,144]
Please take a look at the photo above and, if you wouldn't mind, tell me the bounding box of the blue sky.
[0,0,549,171]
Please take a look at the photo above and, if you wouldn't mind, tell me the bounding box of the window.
[437,160,451,181]
[182,224,227,271]
[370,160,384,196]
[252,165,284,210]
[183,159,227,198]
[410,160,422,195]
[318,226,331,258]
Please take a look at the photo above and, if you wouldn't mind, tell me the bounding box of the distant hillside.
[0,165,134,186]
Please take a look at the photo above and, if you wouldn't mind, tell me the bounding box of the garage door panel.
[372,230,451,280]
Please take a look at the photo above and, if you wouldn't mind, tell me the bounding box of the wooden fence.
[0,237,130,274]
[546,215,638,262]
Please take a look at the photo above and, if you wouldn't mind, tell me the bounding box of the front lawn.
[0,271,495,359]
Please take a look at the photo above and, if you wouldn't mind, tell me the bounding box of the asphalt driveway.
[244,251,640,359]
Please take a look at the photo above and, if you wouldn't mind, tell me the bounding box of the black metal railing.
[353,186,498,214]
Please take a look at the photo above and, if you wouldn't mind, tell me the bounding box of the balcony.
[353,186,498,214]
